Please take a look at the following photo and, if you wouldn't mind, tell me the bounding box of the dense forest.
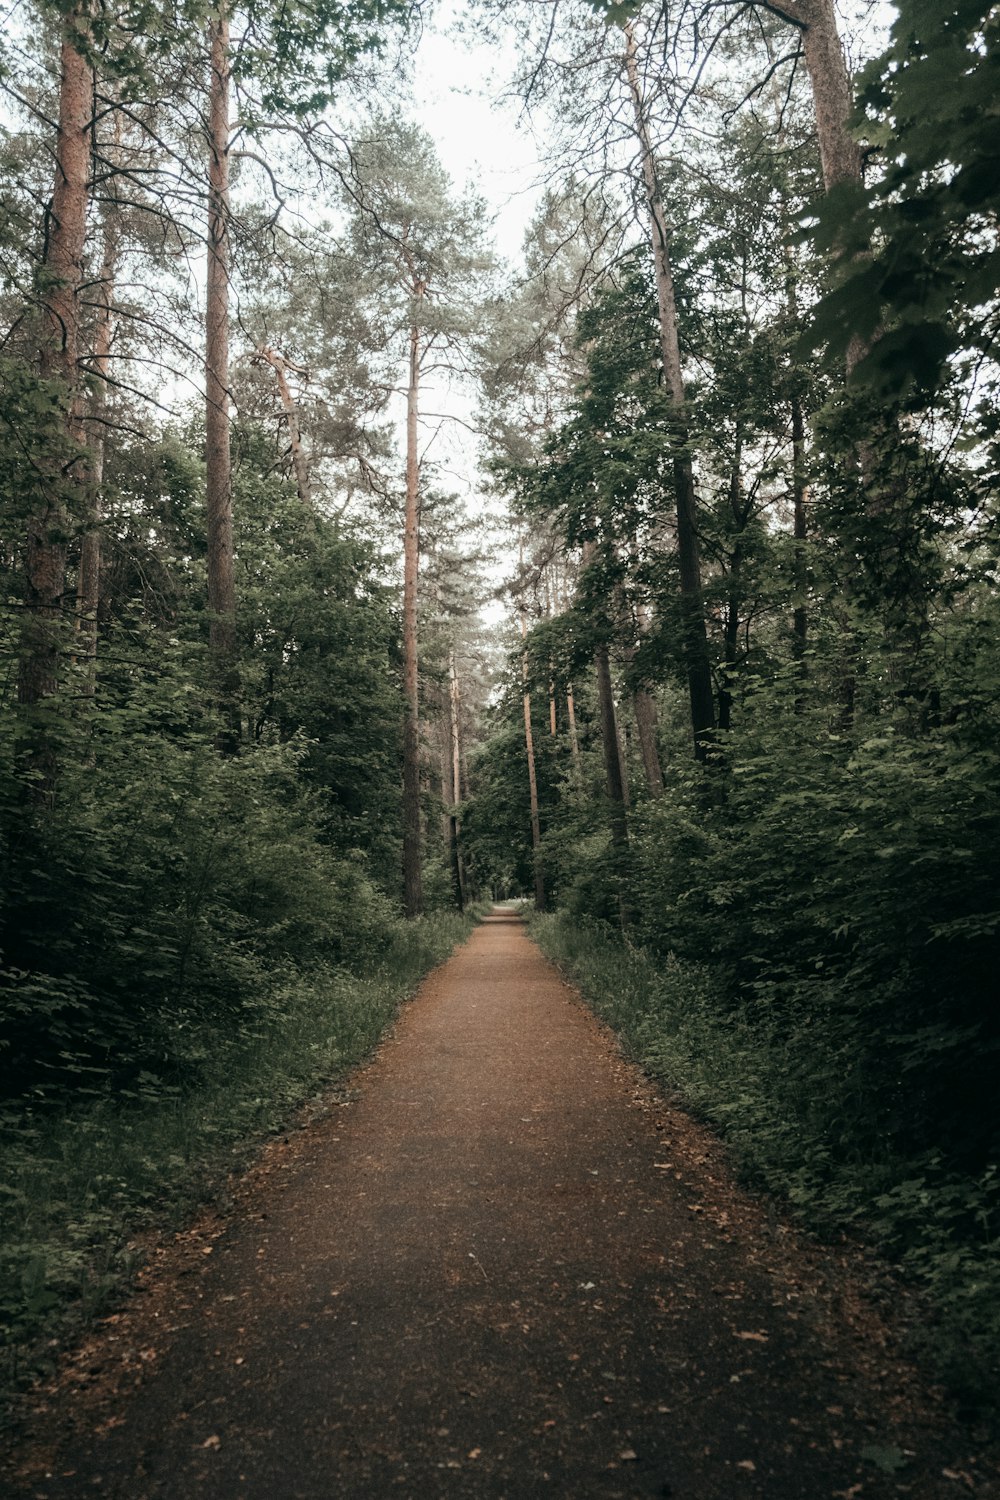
[1,0,998,1412]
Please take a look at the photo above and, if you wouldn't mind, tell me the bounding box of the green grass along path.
[4,909,996,1498]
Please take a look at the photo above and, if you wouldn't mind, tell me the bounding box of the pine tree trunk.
[796,0,867,375]
[632,686,664,796]
[718,563,742,734]
[566,685,582,775]
[791,388,809,672]
[402,310,423,917]
[19,13,91,713]
[770,0,925,676]
[519,612,546,912]
[256,346,311,507]
[718,443,747,733]
[77,143,122,697]
[625,583,664,796]
[624,21,715,760]
[205,7,238,751]
[448,650,468,911]
[594,642,631,929]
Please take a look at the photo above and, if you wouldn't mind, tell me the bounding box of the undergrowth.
[0,907,480,1400]
[529,909,1000,1419]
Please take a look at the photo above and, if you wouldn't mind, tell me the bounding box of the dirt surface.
[3,909,997,1499]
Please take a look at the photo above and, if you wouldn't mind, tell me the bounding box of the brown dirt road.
[4,910,996,1499]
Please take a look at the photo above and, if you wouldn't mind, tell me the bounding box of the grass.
[0,906,481,1401]
[528,908,1000,1419]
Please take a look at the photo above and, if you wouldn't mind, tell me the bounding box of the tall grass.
[1,908,480,1395]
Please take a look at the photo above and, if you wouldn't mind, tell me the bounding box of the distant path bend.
[7,910,987,1498]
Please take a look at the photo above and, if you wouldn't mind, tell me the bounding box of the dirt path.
[4,911,995,1498]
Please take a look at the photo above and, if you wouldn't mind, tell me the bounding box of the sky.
[402,3,548,550]
[411,1,547,265]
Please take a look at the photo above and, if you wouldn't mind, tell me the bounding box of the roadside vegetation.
[1,906,479,1392]
[2,0,998,1435]
[530,895,999,1416]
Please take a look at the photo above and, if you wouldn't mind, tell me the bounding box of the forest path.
[5,910,993,1499]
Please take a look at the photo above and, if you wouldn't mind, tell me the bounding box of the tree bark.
[206,7,238,751]
[718,435,747,733]
[519,611,546,912]
[566,684,581,776]
[791,388,809,671]
[594,641,631,929]
[448,650,468,911]
[794,1,862,192]
[19,12,92,713]
[402,305,424,917]
[77,116,122,697]
[625,583,664,797]
[632,686,664,796]
[255,346,311,508]
[624,21,716,760]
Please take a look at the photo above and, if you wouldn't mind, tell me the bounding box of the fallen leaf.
[734,1331,768,1342]
[860,1444,907,1475]
[619,1449,638,1461]
[736,1460,756,1472]
[200,1435,221,1450]
[468,1448,481,1460]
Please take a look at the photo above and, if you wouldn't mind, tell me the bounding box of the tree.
[200,0,415,749]
[809,0,1000,402]
[205,6,238,748]
[622,16,716,757]
[346,117,490,915]
[18,6,93,723]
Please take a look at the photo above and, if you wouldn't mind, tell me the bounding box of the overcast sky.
[411,0,548,266]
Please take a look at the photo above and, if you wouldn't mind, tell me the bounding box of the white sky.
[411,1,547,265]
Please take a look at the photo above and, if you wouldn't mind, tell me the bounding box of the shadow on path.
[5,910,993,1498]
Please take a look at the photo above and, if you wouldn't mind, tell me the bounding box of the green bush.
[0,906,478,1388]
[531,909,1000,1412]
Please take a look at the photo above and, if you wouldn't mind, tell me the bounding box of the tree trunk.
[624,21,715,760]
[796,1,862,190]
[437,695,453,843]
[256,346,311,507]
[566,684,582,776]
[77,127,122,697]
[625,582,664,796]
[402,307,424,917]
[519,611,546,912]
[791,387,809,673]
[206,7,238,751]
[19,12,91,714]
[544,566,557,735]
[718,557,742,734]
[632,686,664,796]
[718,437,747,733]
[594,642,631,929]
[448,650,468,911]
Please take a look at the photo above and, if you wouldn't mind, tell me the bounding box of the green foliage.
[531,908,1000,1410]
[237,0,418,118]
[809,0,1000,401]
[0,907,479,1387]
